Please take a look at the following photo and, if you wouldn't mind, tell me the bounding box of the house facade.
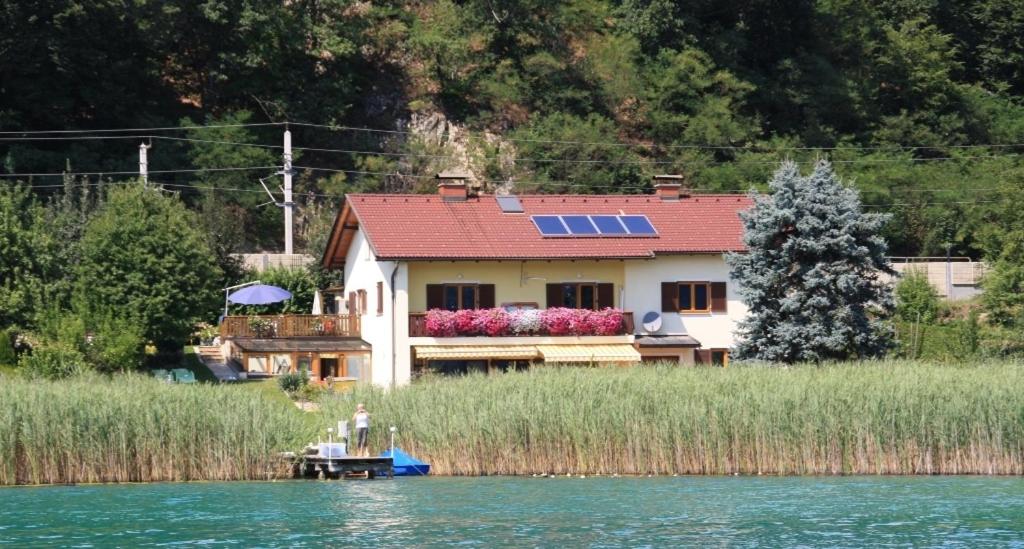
[314,173,752,387]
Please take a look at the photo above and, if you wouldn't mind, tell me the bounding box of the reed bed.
[323,361,1024,476]
[0,374,311,485]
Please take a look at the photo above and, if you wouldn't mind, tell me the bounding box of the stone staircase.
[195,345,241,382]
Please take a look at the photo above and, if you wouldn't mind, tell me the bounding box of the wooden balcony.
[409,311,635,337]
[220,314,360,338]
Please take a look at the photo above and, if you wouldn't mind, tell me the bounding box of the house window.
[502,302,538,312]
[678,282,710,313]
[247,355,267,373]
[444,284,479,311]
[376,281,384,315]
[561,283,598,310]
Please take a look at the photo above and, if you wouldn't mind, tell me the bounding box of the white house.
[314,174,753,387]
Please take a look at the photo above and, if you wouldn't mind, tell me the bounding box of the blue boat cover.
[380,447,431,476]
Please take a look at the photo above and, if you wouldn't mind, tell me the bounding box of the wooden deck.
[296,456,394,480]
[220,314,360,338]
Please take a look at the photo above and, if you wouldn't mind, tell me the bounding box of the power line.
[287,120,1024,153]
[4,119,1024,153]
[0,122,283,136]
[13,177,1016,210]
[0,166,279,178]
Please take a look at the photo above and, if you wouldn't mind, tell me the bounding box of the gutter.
[390,261,400,390]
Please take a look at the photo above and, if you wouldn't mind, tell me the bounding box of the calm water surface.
[2,476,1023,547]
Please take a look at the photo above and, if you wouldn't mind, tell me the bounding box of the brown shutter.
[478,284,496,309]
[376,281,384,315]
[710,282,727,313]
[359,290,367,313]
[426,284,444,310]
[661,282,678,312]
[597,283,614,309]
[546,284,562,308]
[696,349,712,364]
[348,292,356,314]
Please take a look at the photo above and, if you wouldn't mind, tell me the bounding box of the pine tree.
[727,160,895,363]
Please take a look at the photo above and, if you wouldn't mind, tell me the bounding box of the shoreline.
[4,470,1024,488]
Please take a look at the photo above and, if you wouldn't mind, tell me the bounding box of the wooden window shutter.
[597,283,614,309]
[661,282,678,312]
[376,281,384,315]
[348,291,356,314]
[696,349,711,364]
[478,284,496,309]
[426,284,444,310]
[710,282,727,313]
[358,289,367,314]
[546,284,562,308]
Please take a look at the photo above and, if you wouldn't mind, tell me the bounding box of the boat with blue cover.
[380,448,430,476]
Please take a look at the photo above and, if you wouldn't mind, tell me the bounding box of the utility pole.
[139,142,150,187]
[283,126,294,255]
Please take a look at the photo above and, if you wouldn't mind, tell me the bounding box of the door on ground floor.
[320,358,339,381]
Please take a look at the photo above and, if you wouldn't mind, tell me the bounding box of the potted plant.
[248,316,275,337]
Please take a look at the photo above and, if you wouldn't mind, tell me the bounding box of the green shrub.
[18,343,87,380]
[0,329,16,366]
[895,269,940,323]
[84,315,145,373]
[297,380,326,402]
[277,371,308,394]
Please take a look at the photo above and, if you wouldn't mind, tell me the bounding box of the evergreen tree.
[727,160,895,363]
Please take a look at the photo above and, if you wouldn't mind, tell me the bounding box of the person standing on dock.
[353,404,371,457]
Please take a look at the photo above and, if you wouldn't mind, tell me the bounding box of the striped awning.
[537,344,641,363]
[414,345,540,360]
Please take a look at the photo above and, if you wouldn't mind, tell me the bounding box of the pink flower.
[541,308,575,336]
[425,309,457,337]
[591,308,625,335]
[477,308,511,336]
[453,309,481,335]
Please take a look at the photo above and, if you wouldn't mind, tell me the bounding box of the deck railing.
[409,311,635,337]
[220,314,360,338]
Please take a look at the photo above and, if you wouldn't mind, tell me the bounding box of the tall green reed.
[0,374,312,485]
[318,360,1024,476]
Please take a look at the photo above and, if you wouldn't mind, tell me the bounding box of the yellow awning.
[414,345,540,360]
[537,344,641,363]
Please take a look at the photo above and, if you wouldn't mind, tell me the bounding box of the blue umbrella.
[227,284,292,305]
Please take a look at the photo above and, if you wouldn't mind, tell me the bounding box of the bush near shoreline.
[2,361,1023,485]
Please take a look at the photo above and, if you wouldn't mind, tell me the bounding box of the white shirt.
[354,412,370,429]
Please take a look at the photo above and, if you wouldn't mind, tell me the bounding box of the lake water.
[2,477,1023,547]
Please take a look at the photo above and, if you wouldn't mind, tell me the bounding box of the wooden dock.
[296,455,394,480]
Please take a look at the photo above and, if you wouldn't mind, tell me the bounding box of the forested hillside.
[2,0,1024,263]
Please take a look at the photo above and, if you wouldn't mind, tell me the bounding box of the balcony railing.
[220,314,360,338]
[409,311,634,337]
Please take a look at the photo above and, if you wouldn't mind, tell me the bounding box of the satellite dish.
[642,311,662,333]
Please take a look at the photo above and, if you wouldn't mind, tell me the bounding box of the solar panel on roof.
[532,215,569,235]
[620,215,657,235]
[496,195,524,213]
[591,215,628,235]
[562,215,598,234]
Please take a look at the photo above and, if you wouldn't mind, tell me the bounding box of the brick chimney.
[653,174,687,200]
[436,171,470,201]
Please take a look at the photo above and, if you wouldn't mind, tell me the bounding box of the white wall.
[343,230,410,387]
[623,254,747,349]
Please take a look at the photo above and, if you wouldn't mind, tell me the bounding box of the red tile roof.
[326,193,752,265]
